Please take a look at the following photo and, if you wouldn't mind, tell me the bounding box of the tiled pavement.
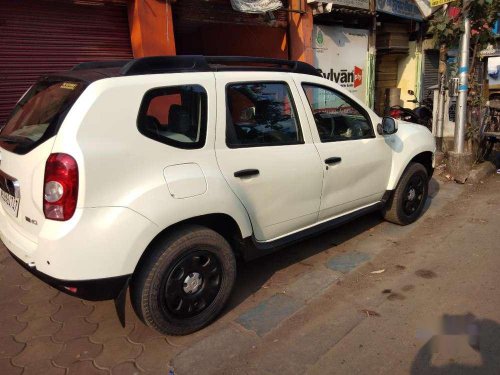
[0,177,463,374]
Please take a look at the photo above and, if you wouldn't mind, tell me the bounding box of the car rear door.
[214,72,324,242]
[294,75,392,220]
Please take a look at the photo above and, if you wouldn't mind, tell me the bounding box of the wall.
[199,25,288,58]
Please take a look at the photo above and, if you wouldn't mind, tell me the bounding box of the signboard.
[376,0,423,21]
[430,0,453,6]
[415,0,432,18]
[313,25,369,102]
[488,56,500,88]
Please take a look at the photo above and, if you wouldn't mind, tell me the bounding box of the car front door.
[295,77,392,221]
[215,72,324,242]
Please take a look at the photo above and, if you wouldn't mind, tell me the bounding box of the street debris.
[387,293,405,301]
[382,289,392,294]
[415,269,437,279]
[370,269,385,274]
[467,218,488,224]
[395,265,406,270]
[401,285,415,292]
[360,309,380,317]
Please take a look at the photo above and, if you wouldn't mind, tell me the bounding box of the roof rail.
[120,55,321,77]
[120,56,210,76]
[71,60,130,71]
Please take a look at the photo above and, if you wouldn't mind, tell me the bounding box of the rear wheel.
[131,225,236,335]
[383,162,428,225]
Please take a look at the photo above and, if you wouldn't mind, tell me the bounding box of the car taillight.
[389,109,402,119]
[43,153,78,221]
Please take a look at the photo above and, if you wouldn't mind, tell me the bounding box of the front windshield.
[0,79,84,154]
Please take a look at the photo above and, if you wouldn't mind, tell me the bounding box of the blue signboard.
[376,0,423,21]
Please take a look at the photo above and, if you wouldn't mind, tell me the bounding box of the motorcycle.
[387,89,433,131]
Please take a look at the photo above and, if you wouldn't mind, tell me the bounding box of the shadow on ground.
[411,313,500,374]
[227,177,440,312]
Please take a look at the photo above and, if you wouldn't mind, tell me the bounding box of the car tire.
[383,162,429,226]
[131,225,236,335]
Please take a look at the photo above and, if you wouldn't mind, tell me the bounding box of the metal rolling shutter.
[422,49,439,93]
[0,0,133,125]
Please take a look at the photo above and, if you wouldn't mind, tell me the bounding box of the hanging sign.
[313,25,369,103]
[415,0,432,18]
[376,0,423,21]
[430,0,453,6]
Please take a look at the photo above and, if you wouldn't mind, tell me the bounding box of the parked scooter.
[387,89,433,131]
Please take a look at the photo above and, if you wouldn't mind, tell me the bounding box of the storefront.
[0,0,133,125]
[374,0,424,115]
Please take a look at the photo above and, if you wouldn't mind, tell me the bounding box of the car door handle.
[324,157,342,165]
[234,169,260,178]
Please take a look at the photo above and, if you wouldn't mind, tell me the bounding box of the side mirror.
[377,117,398,135]
[240,107,256,121]
[408,90,415,96]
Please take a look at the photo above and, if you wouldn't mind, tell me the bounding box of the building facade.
[0,0,437,124]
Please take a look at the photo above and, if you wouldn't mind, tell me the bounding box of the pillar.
[128,0,176,57]
[288,0,314,64]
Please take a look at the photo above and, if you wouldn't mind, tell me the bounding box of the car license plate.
[0,189,19,217]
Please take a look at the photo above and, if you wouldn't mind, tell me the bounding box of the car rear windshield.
[0,79,85,154]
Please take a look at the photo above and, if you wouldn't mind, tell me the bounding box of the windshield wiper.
[0,135,34,145]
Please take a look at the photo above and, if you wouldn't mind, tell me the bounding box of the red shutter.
[0,0,133,125]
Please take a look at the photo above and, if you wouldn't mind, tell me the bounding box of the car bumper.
[9,249,130,300]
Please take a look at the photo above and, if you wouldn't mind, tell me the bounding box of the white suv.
[0,56,435,335]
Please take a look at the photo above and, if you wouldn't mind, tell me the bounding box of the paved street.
[1,173,499,374]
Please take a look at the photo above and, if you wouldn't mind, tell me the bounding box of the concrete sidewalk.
[1,175,498,374]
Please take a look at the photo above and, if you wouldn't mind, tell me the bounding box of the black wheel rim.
[162,250,222,319]
[402,174,426,216]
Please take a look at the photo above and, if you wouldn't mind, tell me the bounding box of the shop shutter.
[374,54,400,115]
[0,0,133,125]
[422,49,439,93]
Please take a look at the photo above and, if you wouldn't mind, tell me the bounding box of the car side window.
[302,84,375,142]
[137,85,207,149]
[226,82,303,148]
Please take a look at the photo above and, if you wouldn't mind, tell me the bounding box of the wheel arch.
[388,150,435,190]
[132,213,248,279]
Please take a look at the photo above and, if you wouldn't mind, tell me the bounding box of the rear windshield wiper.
[0,135,35,145]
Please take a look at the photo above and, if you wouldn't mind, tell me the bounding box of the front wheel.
[383,162,429,225]
[131,225,236,335]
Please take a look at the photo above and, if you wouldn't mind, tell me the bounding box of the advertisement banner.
[376,0,423,21]
[312,25,369,103]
